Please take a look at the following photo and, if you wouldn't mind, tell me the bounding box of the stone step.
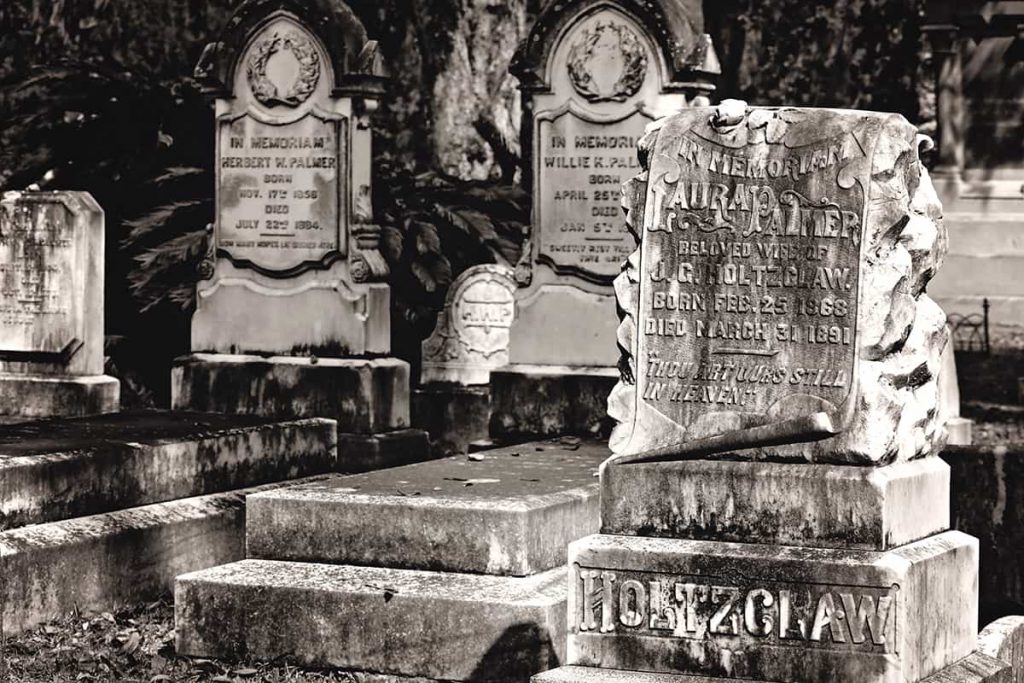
[533,666,768,682]
[1,476,329,634]
[246,438,608,576]
[175,559,567,682]
[533,656,1010,683]
[0,410,336,530]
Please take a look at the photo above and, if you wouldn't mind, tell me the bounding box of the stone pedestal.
[491,365,618,441]
[537,458,996,682]
[0,374,119,420]
[412,383,490,455]
[172,353,428,466]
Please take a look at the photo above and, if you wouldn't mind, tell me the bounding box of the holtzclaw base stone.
[600,456,950,550]
[566,532,978,682]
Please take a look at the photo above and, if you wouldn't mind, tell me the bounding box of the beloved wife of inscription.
[608,100,949,465]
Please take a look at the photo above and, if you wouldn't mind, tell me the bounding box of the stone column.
[926,24,965,181]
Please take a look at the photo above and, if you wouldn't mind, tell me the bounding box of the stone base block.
[947,417,974,446]
[338,428,432,473]
[246,440,608,575]
[490,365,617,441]
[0,410,336,529]
[533,666,765,682]
[601,457,950,550]
[175,560,567,682]
[533,656,1011,683]
[566,532,978,682]
[0,476,329,634]
[171,353,410,434]
[0,373,119,419]
[412,384,491,456]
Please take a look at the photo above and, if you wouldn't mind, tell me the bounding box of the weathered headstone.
[414,264,516,454]
[172,0,427,467]
[535,102,999,683]
[509,0,719,370]
[494,0,719,440]
[0,192,119,418]
[421,264,516,385]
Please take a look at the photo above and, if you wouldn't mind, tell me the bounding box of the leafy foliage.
[709,0,927,121]
[0,600,371,681]
[0,0,934,401]
[374,160,527,364]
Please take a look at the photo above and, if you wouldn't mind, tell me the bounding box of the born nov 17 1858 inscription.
[609,103,949,464]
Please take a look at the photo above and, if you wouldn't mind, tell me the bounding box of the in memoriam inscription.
[217,110,344,275]
[612,107,882,457]
[0,200,76,354]
[537,109,647,282]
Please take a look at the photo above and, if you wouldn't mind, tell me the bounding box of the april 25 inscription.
[614,108,881,454]
[217,111,344,275]
[537,110,647,281]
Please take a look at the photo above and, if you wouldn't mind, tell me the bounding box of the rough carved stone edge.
[607,120,661,453]
[608,105,951,465]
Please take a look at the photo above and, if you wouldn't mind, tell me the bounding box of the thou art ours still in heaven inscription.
[610,105,887,459]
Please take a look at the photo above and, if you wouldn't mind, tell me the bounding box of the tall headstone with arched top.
[494,0,719,439]
[172,0,428,469]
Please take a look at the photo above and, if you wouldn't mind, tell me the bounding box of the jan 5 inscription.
[610,103,949,463]
[536,109,647,281]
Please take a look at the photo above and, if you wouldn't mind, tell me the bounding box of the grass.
[0,601,374,683]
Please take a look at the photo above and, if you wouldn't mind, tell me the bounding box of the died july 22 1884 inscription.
[609,102,947,463]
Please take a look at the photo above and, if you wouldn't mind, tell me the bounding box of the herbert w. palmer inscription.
[217,110,344,275]
[610,106,888,459]
[573,566,898,654]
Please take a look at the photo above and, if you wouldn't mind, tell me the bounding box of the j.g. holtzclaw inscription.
[610,105,890,459]
[573,566,898,654]
[217,109,344,275]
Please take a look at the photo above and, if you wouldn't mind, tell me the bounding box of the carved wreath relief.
[247,31,321,108]
[567,21,647,103]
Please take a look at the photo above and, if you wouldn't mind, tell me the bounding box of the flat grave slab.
[0,410,336,529]
[1,474,332,634]
[247,438,609,575]
[176,559,566,682]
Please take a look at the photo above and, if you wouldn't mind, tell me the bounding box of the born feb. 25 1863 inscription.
[609,104,927,461]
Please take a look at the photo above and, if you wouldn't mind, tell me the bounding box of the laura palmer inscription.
[611,107,881,457]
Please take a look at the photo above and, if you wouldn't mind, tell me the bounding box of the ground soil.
[0,601,370,683]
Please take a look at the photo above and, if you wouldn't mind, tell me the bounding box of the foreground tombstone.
[535,102,1000,682]
[172,0,427,466]
[494,0,719,440]
[0,192,119,418]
